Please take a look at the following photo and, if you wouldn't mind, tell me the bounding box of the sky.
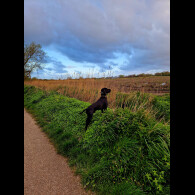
[24,0,170,79]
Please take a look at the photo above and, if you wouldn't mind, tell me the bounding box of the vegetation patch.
[24,85,170,194]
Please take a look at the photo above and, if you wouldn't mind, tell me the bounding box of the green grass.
[116,92,170,124]
[24,85,170,194]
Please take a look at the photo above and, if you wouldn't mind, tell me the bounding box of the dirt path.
[24,109,93,195]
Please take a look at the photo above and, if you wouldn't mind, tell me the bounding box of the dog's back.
[86,97,107,113]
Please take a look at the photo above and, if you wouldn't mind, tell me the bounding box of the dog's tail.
[79,109,86,114]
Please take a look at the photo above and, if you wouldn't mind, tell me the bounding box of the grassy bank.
[24,85,170,194]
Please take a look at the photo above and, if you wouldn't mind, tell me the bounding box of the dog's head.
[101,88,111,95]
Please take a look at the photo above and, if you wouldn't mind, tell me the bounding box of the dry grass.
[24,76,170,108]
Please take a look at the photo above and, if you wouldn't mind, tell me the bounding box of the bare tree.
[24,42,46,79]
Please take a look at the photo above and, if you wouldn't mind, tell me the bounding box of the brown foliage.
[24,76,170,108]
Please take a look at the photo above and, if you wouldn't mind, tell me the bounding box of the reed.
[24,75,170,123]
[24,76,169,103]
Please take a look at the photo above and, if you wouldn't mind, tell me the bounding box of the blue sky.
[24,0,170,79]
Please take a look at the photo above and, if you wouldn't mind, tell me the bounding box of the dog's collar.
[101,94,107,97]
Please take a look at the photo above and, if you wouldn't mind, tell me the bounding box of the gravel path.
[24,109,93,195]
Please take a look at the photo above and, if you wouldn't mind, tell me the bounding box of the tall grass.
[24,77,170,123]
[24,78,170,125]
[24,76,170,94]
[24,85,170,194]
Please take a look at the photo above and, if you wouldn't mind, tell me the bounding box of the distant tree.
[137,73,153,77]
[31,77,38,80]
[127,74,136,78]
[137,73,146,77]
[155,71,170,76]
[24,42,46,80]
[161,71,170,76]
[154,72,162,76]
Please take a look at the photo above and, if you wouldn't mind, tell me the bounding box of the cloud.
[24,0,170,75]
[119,47,170,72]
[42,56,67,73]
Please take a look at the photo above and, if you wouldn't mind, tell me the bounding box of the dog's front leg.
[85,114,93,130]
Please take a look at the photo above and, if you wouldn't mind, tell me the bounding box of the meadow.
[24,76,170,194]
[24,76,169,109]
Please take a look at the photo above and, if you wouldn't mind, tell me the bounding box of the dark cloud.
[42,56,67,73]
[24,0,170,74]
[120,48,170,72]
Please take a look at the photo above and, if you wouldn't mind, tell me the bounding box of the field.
[24,76,170,109]
[24,76,170,194]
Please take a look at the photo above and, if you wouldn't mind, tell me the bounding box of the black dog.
[80,88,111,130]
